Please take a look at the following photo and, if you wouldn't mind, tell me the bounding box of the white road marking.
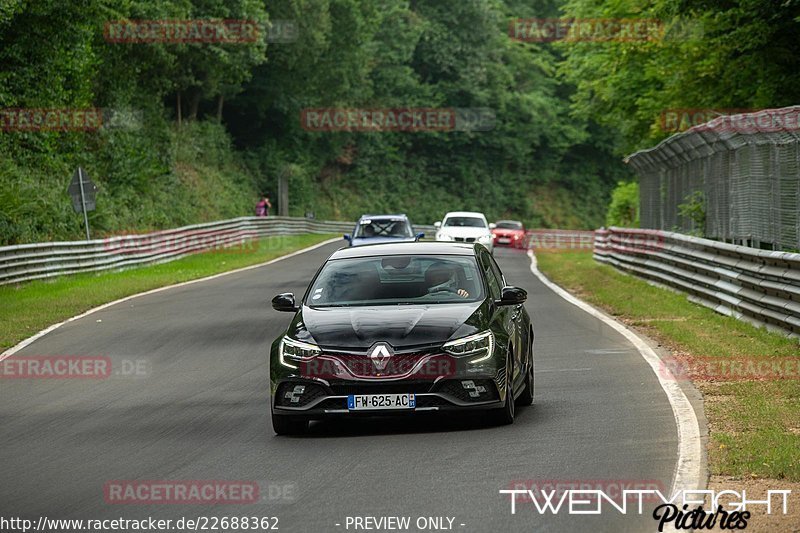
[526,250,703,501]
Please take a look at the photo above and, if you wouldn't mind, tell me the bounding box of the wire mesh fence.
[626,106,800,251]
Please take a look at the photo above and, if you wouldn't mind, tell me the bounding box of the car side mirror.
[272,292,299,312]
[496,286,527,306]
[434,221,441,229]
[343,234,352,243]
[415,232,425,241]
[489,223,497,230]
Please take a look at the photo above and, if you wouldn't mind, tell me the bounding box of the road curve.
[0,243,679,532]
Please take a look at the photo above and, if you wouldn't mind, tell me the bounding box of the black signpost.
[67,167,97,240]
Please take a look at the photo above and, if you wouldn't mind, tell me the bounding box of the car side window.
[488,254,506,288]
[480,251,502,299]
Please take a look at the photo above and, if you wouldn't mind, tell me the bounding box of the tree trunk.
[278,170,289,217]
[188,91,200,121]
[216,94,224,123]
[176,92,182,128]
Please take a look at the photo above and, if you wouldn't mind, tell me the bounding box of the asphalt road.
[0,243,678,532]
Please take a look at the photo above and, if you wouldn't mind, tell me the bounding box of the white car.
[434,211,496,253]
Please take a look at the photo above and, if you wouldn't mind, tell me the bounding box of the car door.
[479,250,519,389]
[487,252,525,387]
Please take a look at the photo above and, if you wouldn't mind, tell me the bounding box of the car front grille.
[453,237,476,243]
[328,381,434,396]
[334,353,428,378]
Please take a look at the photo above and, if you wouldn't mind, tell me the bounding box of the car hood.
[290,303,486,349]
[493,229,524,236]
[350,236,415,246]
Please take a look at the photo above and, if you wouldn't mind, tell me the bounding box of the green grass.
[536,250,800,481]
[0,233,336,351]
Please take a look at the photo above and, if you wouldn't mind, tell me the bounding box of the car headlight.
[478,234,493,242]
[443,330,494,364]
[279,337,320,369]
[437,232,453,241]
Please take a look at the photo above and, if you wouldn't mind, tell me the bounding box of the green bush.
[605,181,640,228]
[677,190,706,236]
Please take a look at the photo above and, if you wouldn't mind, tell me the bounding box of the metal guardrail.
[593,227,800,338]
[0,217,435,286]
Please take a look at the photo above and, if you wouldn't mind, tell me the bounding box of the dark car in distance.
[344,214,424,247]
[269,242,534,435]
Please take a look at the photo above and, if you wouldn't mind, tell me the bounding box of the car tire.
[271,412,308,436]
[516,338,534,406]
[490,362,515,426]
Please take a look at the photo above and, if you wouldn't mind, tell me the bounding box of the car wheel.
[516,338,534,406]
[271,412,308,436]
[490,361,515,425]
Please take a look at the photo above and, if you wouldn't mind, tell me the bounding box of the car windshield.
[306,255,484,306]
[354,219,413,238]
[443,216,486,228]
[496,221,523,230]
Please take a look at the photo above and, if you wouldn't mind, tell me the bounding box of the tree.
[558,0,800,153]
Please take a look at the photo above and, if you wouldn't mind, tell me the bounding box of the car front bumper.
[270,339,511,419]
[493,234,525,247]
[270,377,505,419]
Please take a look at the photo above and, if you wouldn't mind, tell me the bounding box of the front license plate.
[498,237,511,244]
[347,394,416,410]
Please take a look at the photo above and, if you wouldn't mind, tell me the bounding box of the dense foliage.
[1,0,796,244]
[605,181,639,228]
[559,0,800,154]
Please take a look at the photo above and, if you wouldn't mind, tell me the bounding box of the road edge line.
[1,237,341,362]
[526,250,703,497]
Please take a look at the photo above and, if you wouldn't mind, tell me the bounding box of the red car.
[492,220,526,248]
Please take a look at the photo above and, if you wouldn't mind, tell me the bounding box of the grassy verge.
[0,233,336,352]
[536,250,800,481]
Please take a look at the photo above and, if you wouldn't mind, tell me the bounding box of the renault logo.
[369,343,393,371]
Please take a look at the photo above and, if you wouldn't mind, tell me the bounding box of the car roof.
[442,211,486,218]
[496,219,523,225]
[329,241,478,259]
[357,214,408,221]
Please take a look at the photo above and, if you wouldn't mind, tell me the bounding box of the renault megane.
[269,242,534,435]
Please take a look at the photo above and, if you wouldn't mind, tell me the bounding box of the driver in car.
[425,262,470,298]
